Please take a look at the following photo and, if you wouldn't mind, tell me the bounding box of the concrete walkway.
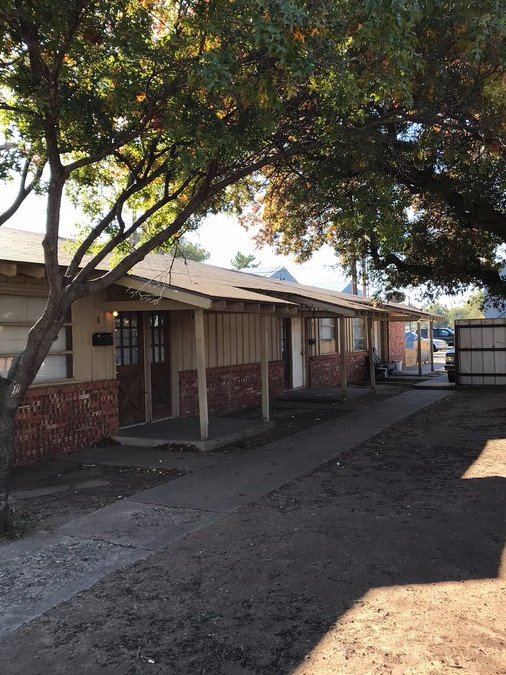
[0,388,449,638]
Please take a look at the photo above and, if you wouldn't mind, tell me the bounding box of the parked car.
[420,326,455,346]
[445,347,456,382]
[405,331,449,352]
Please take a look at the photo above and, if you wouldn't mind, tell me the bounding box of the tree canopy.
[230,251,260,269]
[0,0,329,394]
[252,0,506,302]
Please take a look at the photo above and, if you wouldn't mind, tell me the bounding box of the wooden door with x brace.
[115,311,171,426]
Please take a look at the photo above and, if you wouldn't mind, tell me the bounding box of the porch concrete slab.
[388,363,446,379]
[57,501,219,550]
[111,416,275,451]
[130,389,449,513]
[60,445,225,471]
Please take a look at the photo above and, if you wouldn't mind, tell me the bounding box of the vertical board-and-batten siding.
[71,293,116,382]
[457,318,506,385]
[173,311,281,371]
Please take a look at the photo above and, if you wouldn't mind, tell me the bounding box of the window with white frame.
[319,317,335,340]
[0,295,73,383]
[352,318,366,351]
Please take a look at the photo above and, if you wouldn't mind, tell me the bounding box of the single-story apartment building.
[0,228,438,465]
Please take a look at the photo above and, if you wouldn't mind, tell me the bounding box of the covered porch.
[106,268,384,446]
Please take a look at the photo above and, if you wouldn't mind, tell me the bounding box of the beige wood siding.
[173,312,281,371]
[72,293,116,382]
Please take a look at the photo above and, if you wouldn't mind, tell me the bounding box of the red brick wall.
[346,351,369,381]
[308,351,369,386]
[388,322,406,364]
[14,380,119,466]
[179,361,285,417]
[308,353,341,386]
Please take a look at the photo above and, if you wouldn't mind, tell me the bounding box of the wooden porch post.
[194,309,208,441]
[142,313,152,423]
[367,317,376,390]
[417,320,423,376]
[339,316,348,392]
[260,314,270,422]
[429,320,434,372]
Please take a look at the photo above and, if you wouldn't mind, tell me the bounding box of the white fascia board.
[115,276,212,309]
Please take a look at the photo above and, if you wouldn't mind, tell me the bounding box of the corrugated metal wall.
[173,312,282,371]
[456,319,506,385]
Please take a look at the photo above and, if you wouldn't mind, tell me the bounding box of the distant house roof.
[340,282,363,296]
[0,227,442,321]
[246,266,298,283]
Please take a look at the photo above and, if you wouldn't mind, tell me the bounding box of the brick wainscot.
[387,322,406,365]
[308,352,369,387]
[14,380,119,466]
[179,361,285,417]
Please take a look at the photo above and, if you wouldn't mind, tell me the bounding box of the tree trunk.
[0,399,16,534]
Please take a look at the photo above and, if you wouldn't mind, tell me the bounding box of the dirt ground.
[0,387,505,674]
[6,462,183,534]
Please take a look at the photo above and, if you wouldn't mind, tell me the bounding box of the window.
[149,311,166,363]
[115,312,140,367]
[0,295,73,382]
[319,318,335,340]
[352,318,366,351]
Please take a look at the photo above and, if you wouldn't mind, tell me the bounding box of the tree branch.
[390,163,506,240]
[69,171,198,284]
[65,157,182,277]
[70,169,217,297]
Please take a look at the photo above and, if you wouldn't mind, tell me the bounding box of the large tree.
[0,0,338,530]
[253,1,506,302]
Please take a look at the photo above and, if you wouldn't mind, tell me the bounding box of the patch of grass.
[0,507,39,541]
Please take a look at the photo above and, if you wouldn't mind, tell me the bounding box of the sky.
[184,213,348,288]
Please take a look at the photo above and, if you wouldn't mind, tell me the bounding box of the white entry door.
[290,317,305,388]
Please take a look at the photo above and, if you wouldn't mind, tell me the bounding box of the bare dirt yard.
[0,387,505,674]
